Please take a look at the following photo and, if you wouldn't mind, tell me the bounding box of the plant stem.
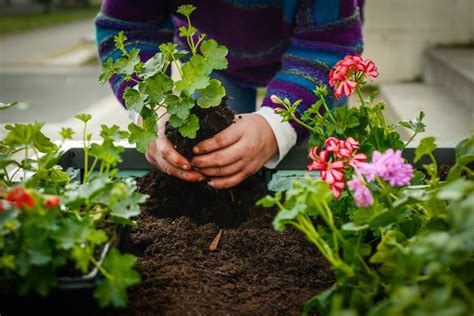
[90,255,114,280]
[83,157,98,182]
[428,152,439,186]
[356,87,365,107]
[291,114,320,134]
[320,96,336,124]
[2,167,12,186]
[404,132,418,149]
[83,121,89,183]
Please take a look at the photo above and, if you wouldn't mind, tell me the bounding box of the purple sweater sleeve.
[95,0,174,105]
[261,0,364,142]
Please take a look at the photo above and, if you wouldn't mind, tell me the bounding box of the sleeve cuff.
[255,106,297,169]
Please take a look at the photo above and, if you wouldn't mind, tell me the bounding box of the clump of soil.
[120,171,334,315]
[166,102,235,160]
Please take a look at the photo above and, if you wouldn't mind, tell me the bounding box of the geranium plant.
[99,4,228,153]
[259,57,474,315]
[0,113,145,307]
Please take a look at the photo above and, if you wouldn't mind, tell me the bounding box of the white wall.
[363,0,474,82]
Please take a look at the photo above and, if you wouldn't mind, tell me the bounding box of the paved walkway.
[0,18,129,141]
[0,19,96,65]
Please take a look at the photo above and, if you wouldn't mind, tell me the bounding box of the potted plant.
[0,113,145,308]
[259,55,474,315]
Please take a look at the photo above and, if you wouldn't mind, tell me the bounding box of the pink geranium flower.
[357,149,414,186]
[348,175,373,207]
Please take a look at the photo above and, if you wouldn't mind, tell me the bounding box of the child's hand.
[191,113,278,189]
[145,117,205,182]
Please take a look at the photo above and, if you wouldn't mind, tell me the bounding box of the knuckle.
[164,166,175,176]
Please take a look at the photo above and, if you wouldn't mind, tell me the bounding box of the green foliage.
[0,115,147,307]
[100,4,229,151]
[268,72,474,315]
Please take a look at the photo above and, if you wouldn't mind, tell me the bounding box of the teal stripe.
[315,0,340,26]
[283,0,300,21]
[286,47,344,66]
[274,73,317,92]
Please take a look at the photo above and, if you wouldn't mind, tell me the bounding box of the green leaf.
[179,26,197,38]
[166,95,195,120]
[143,73,173,102]
[159,43,188,60]
[272,204,306,232]
[398,111,426,133]
[60,127,74,140]
[342,222,369,232]
[177,4,197,18]
[127,118,157,153]
[89,139,125,166]
[438,178,474,201]
[178,114,200,139]
[113,31,127,54]
[175,57,210,96]
[54,217,93,250]
[256,191,283,208]
[200,39,228,71]
[99,124,128,142]
[93,249,141,308]
[168,114,186,128]
[197,79,226,108]
[123,87,146,113]
[75,113,92,123]
[99,58,116,85]
[140,52,166,79]
[414,137,436,163]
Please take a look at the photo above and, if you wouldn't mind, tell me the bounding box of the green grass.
[0,6,100,35]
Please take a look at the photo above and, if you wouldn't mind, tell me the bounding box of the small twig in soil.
[209,229,223,251]
[230,190,235,203]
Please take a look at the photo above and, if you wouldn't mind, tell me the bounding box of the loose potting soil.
[120,104,334,314]
[119,169,334,315]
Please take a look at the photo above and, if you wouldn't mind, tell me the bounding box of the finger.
[157,139,192,170]
[191,142,242,169]
[207,171,252,189]
[158,158,206,182]
[198,160,245,177]
[193,126,241,154]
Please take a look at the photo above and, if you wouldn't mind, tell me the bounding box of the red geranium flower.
[329,55,379,99]
[6,187,35,209]
[44,196,61,208]
[308,146,346,198]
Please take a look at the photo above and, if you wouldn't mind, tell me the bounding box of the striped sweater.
[95,0,364,141]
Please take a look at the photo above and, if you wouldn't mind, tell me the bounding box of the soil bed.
[119,169,334,315]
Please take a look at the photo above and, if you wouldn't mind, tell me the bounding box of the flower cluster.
[5,187,35,209]
[308,137,367,198]
[0,187,61,211]
[348,149,414,207]
[329,55,379,99]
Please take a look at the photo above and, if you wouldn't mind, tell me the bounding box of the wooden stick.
[209,229,223,251]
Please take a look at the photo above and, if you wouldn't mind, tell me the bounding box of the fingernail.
[199,177,205,181]
[207,180,214,186]
[181,164,189,170]
[193,146,199,154]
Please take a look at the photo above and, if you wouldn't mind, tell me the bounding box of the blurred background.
[0,0,473,146]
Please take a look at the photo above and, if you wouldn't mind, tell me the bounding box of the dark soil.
[118,170,334,315]
[166,102,235,160]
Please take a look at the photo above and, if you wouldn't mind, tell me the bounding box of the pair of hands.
[145,113,278,189]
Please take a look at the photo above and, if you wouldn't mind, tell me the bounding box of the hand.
[191,113,278,189]
[145,117,205,182]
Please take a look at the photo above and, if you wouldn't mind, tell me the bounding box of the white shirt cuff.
[255,106,297,169]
